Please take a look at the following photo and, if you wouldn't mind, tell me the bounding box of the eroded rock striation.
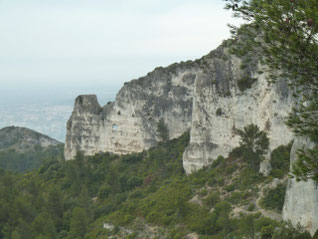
[182,48,294,174]
[65,61,198,160]
[65,44,294,167]
[283,137,318,236]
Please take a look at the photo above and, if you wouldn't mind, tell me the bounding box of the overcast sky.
[0,0,240,106]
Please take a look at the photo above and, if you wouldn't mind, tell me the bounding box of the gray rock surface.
[65,43,294,166]
[282,137,318,235]
[64,39,318,234]
[64,61,198,160]
[182,47,294,174]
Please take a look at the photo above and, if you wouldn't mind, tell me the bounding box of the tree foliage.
[225,0,318,181]
[157,118,169,142]
[235,124,269,171]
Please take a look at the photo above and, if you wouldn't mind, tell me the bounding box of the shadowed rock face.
[283,137,318,236]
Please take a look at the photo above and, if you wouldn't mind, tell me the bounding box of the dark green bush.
[216,108,223,116]
[204,192,220,207]
[260,184,287,212]
[225,184,236,192]
[270,144,292,178]
[237,76,257,92]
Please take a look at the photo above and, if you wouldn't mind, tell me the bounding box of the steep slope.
[1,134,311,239]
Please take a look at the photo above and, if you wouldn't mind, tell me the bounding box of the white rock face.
[282,137,318,235]
[65,44,294,167]
[182,47,294,174]
[64,63,197,160]
[64,41,318,235]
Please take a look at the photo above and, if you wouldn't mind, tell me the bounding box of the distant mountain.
[0,126,64,172]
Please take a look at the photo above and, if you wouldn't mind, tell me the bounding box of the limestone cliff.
[64,40,318,234]
[64,61,198,160]
[182,49,294,174]
[283,137,318,235]
[65,44,294,166]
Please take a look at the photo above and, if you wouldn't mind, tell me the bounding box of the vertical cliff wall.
[65,44,294,164]
[283,137,318,235]
[182,47,294,174]
[65,61,201,160]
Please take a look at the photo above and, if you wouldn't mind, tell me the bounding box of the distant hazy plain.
[0,0,240,142]
[0,82,120,142]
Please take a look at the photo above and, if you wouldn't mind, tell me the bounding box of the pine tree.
[47,186,64,230]
[31,212,57,239]
[69,207,88,238]
[225,0,318,181]
[237,124,269,171]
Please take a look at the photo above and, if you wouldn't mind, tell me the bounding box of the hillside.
[0,126,64,172]
[0,132,314,239]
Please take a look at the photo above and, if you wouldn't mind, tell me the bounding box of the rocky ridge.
[65,52,208,160]
[65,41,318,234]
[0,126,61,152]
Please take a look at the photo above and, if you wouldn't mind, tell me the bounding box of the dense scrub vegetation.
[0,132,313,238]
[225,0,318,183]
[0,144,64,172]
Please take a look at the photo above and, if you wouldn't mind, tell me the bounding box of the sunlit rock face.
[182,47,294,174]
[283,137,318,236]
[64,61,198,160]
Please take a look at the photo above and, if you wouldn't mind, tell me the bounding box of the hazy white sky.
[0,0,240,105]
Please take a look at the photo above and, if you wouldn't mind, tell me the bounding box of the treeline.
[0,144,64,173]
[0,131,315,238]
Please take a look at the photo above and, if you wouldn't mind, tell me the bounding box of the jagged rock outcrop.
[64,39,318,235]
[0,126,61,152]
[65,44,294,166]
[182,47,294,174]
[65,62,198,160]
[283,137,318,235]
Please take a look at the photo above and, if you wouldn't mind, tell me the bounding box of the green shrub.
[226,191,243,205]
[190,211,220,235]
[216,108,223,116]
[237,76,257,92]
[270,144,292,178]
[236,168,264,190]
[212,155,225,167]
[204,193,220,208]
[248,203,255,211]
[199,189,208,197]
[225,184,235,192]
[260,184,287,212]
[98,184,112,199]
